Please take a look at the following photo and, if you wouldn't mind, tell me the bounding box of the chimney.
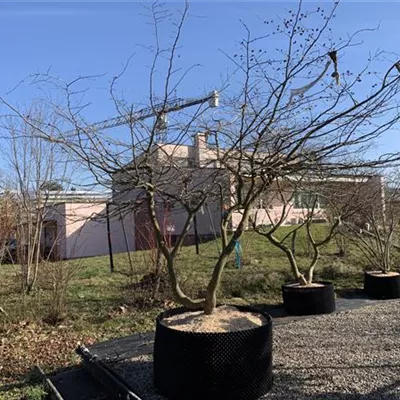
[194,132,208,149]
[193,132,208,167]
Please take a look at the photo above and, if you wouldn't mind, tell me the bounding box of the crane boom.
[71,91,219,134]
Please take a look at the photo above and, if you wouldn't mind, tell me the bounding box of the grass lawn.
[0,224,395,399]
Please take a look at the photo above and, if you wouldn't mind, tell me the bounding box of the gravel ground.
[111,300,400,400]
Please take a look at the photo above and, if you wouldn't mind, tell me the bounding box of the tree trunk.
[204,292,217,315]
[152,246,163,302]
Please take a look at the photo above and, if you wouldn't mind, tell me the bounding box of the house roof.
[44,190,111,203]
[0,190,111,204]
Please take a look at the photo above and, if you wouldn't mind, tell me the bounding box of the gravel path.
[112,300,400,400]
[268,299,400,399]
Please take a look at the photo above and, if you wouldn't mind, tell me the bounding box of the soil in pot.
[282,281,336,316]
[153,305,273,400]
[161,305,266,332]
[364,270,400,299]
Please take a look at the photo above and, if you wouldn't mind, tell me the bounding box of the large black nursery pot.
[364,271,400,299]
[153,305,273,400]
[282,281,336,316]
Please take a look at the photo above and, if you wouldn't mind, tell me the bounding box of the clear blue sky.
[1,1,400,173]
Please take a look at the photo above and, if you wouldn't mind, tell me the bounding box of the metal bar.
[76,346,143,400]
[106,203,115,273]
[35,365,65,400]
[193,213,200,255]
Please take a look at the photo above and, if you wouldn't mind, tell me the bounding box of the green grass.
[0,225,378,333]
[0,224,374,333]
[1,224,397,398]
[1,383,47,400]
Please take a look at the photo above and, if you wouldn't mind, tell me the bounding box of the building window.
[173,157,189,167]
[294,191,319,209]
[293,191,329,209]
[317,194,329,208]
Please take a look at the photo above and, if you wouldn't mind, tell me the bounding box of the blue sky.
[1,1,400,181]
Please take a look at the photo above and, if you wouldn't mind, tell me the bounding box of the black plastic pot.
[364,271,400,299]
[282,281,336,316]
[153,305,273,400]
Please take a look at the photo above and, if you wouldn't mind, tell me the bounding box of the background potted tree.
[343,173,400,299]
[4,1,400,399]
[251,177,342,315]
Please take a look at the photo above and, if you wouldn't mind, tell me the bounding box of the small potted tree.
[252,178,340,315]
[344,174,400,299]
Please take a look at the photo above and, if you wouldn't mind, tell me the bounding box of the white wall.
[62,203,136,259]
[108,205,135,254]
[64,203,109,259]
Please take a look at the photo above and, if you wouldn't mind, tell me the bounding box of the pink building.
[40,192,135,260]
[112,133,385,249]
[41,136,384,258]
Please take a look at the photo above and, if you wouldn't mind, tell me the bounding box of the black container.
[282,281,336,316]
[153,306,273,400]
[364,271,400,299]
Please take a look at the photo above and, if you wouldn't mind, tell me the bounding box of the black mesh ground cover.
[364,271,400,299]
[153,305,273,400]
[282,281,336,316]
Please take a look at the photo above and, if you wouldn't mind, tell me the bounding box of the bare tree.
[0,188,17,265]
[343,172,400,274]
[251,176,344,285]
[2,1,400,313]
[0,106,73,293]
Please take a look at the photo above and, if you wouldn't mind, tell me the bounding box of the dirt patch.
[161,305,267,333]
